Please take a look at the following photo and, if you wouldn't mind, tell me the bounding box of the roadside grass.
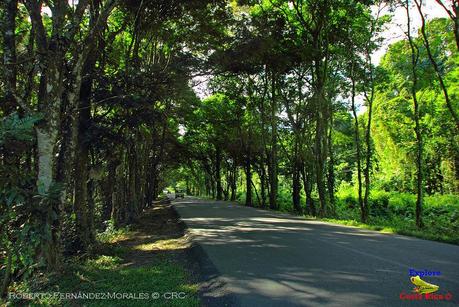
[324,189,459,244]
[314,218,396,233]
[134,237,190,251]
[304,215,459,245]
[7,214,199,307]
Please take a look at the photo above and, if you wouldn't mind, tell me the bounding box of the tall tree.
[405,0,424,228]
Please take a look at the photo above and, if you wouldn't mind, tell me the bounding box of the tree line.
[0,0,230,296]
[180,0,458,227]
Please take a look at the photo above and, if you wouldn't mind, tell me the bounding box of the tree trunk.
[362,47,374,225]
[292,139,302,213]
[269,71,278,210]
[1,0,17,113]
[215,145,223,200]
[103,160,116,222]
[35,57,64,270]
[315,95,328,217]
[301,164,316,216]
[406,1,424,228]
[111,161,123,227]
[231,165,237,201]
[259,160,267,208]
[350,67,364,222]
[128,142,138,222]
[327,118,335,214]
[72,54,96,250]
[245,153,253,207]
[292,165,301,213]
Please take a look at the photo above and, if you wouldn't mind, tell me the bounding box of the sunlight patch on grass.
[134,237,190,251]
[310,216,458,244]
[86,255,123,269]
[96,227,134,244]
[320,218,396,234]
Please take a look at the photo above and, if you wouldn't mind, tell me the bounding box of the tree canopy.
[1,0,458,299]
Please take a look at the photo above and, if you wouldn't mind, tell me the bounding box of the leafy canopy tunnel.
[1,0,458,299]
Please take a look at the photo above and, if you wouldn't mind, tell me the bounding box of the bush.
[333,185,459,244]
[387,193,416,217]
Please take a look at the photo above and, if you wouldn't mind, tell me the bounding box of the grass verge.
[6,205,199,307]
[308,216,459,245]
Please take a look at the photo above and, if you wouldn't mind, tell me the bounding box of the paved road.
[174,198,459,306]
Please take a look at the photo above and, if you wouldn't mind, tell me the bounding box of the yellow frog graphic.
[410,275,439,294]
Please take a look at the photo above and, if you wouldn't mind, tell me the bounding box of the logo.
[410,275,439,294]
[399,270,453,301]
[408,268,441,277]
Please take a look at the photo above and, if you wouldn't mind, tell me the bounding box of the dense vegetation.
[1,0,458,302]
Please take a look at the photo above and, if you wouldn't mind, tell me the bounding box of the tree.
[415,0,459,130]
[404,0,424,228]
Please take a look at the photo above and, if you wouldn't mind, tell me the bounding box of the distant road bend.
[174,198,459,307]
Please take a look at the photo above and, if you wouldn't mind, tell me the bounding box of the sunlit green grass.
[310,216,459,245]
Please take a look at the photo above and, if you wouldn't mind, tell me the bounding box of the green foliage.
[333,185,459,244]
[1,113,42,289]
[2,0,459,299]
[373,18,458,194]
[0,113,41,144]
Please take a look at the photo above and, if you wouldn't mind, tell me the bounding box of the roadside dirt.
[114,200,193,268]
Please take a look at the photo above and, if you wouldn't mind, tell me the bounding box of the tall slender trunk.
[292,138,302,213]
[362,51,374,224]
[327,116,335,214]
[35,56,64,270]
[350,65,364,222]
[111,159,124,227]
[301,162,316,216]
[312,34,329,217]
[245,150,253,207]
[251,177,261,207]
[259,161,267,208]
[269,71,278,210]
[1,1,18,291]
[73,53,96,250]
[259,71,269,208]
[231,164,237,201]
[215,145,223,200]
[406,1,424,228]
[103,160,116,222]
[1,0,17,113]
[315,91,328,217]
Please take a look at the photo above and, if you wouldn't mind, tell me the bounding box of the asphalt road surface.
[174,198,459,307]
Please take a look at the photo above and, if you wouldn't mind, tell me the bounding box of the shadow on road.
[174,198,459,306]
